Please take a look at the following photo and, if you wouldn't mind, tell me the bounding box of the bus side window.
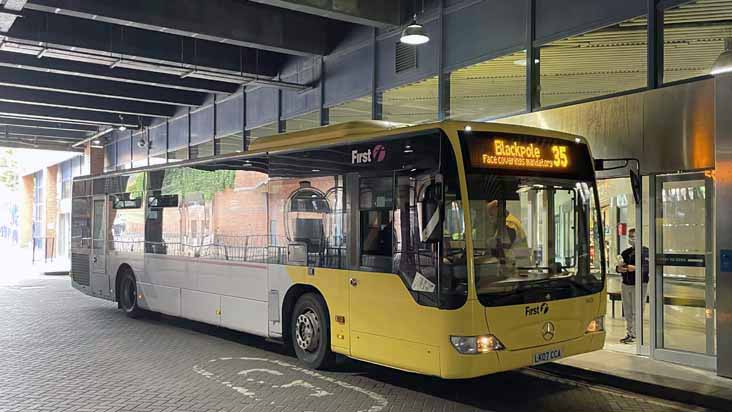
[359,176,394,273]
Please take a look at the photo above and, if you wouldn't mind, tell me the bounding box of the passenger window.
[359,176,394,272]
[109,192,144,254]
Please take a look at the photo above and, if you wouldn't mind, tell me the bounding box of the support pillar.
[83,143,104,176]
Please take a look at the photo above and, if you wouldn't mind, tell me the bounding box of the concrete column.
[83,143,104,176]
[19,174,33,248]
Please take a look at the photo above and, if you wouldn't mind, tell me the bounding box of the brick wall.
[84,144,104,176]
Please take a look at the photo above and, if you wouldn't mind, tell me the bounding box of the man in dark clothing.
[616,228,649,344]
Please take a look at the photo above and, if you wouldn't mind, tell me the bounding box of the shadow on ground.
[141,311,621,412]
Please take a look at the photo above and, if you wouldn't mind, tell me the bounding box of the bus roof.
[249,120,585,153]
[75,120,586,181]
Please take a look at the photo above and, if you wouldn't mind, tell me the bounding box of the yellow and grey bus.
[70,120,606,378]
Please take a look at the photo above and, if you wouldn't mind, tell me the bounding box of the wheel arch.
[114,263,134,303]
[281,283,329,344]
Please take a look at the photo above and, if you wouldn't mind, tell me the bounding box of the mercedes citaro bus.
[70,120,606,378]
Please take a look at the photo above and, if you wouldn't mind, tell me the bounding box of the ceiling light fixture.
[711,38,732,75]
[401,14,429,45]
[117,115,127,131]
[401,1,429,46]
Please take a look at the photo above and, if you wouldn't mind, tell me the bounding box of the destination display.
[463,132,594,179]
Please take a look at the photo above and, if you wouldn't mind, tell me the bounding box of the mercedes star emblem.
[542,322,556,341]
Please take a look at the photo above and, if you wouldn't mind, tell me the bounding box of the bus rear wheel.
[291,293,335,370]
[119,269,143,319]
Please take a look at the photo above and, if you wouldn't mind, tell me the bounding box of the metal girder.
[0,67,205,107]
[3,1,28,11]
[0,86,177,118]
[250,0,400,27]
[26,0,331,56]
[1,0,26,32]
[0,137,84,151]
[2,125,87,139]
[0,11,20,32]
[0,51,238,95]
[6,10,283,76]
[0,102,142,127]
[0,116,99,132]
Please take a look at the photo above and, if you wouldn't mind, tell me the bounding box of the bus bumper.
[440,331,606,379]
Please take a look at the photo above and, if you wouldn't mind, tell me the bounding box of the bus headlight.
[450,335,505,354]
[586,317,604,333]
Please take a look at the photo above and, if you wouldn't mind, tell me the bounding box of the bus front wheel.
[118,269,143,319]
[291,293,335,369]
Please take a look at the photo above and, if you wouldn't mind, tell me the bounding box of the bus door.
[90,195,110,298]
[347,173,442,376]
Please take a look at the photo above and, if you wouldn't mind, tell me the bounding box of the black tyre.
[291,293,335,369]
[118,269,144,319]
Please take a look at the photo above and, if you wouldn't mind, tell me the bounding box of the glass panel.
[596,178,650,352]
[464,174,603,306]
[450,50,527,120]
[285,111,320,132]
[92,199,104,251]
[216,133,244,155]
[110,192,144,254]
[380,76,439,124]
[359,176,394,272]
[167,147,189,162]
[539,15,648,107]
[656,175,715,355]
[189,140,214,159]
[104,143,116,172]
[149,152,167,165]
[249,122,278,140]
[71,198,91,249]
[664,0,732,84]
[328,96,372,124]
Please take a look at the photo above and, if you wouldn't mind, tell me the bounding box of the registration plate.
[533,349,562,365]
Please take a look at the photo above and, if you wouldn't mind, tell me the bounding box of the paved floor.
[0,273,717,412]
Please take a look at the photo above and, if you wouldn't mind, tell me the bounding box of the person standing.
[616,228,649,344]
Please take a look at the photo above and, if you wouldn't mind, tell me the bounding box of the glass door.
[595,177,650,355]
[654,173,716,366]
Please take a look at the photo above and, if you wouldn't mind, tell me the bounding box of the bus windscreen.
[461,132,594,180]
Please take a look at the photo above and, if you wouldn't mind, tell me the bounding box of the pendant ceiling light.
[711,38,732,75]
[400,14,429,45]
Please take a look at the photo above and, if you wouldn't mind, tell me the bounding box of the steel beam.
[0,51,238,95]
[0,86,176,118]
[0,138,84,151]
[1,125,88,139]
[26,0,331,56]
[0,102,142,127]
[0,11,20,32]
[250,0,399,27]
[3,1,28,11]
[6,10,283,76]
[648,0,663,89]
[0,116,99,132]
[0,67,205,107]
